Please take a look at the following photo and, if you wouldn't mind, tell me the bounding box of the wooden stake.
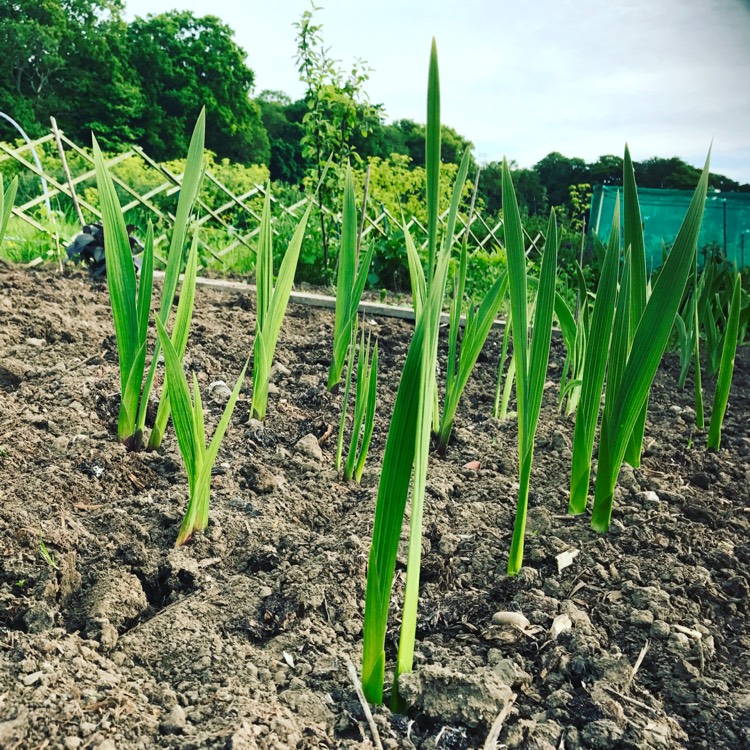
[50,117,85,230]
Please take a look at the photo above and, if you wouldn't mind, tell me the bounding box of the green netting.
[590,185,750,270]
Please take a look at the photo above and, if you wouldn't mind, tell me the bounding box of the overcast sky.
[125,0,750,183]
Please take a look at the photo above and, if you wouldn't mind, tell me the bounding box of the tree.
[533,152,588,210]
[587,155,623,186]
[126,11,269,164]
[293,3,380,268]
[635,156,701,190]
[257,91,307,184]
[0,0,144,148]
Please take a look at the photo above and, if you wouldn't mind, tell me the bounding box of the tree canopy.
[0,0,746,215]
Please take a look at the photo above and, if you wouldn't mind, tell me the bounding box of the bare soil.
[1,266,748,750]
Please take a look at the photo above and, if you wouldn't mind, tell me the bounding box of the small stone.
[259,586,273,598]
[96,741,116,750]
[668,632,692,653]
[208,380,232,404]
[550,430,569,450]
[160,704,187,734]
[295,434,323,462]
[267,382,279,395]
[637,490,661,508]
[630,609,655,627]
[21,671,43,686]
[64,738,82,750]
[25,337,45,347]
[80,722,97,736]
[23,604,55,634]
[492,611,531,630]
[550,613,572,638]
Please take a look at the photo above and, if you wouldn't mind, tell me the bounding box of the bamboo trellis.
[0,122,545,265]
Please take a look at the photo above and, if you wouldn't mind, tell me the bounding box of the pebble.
[96,740,116,750]
[492,611,530,630]
[295,434,323,462]
[636,490,661,509]
[651,619,672,640]
[160,705,187,734]
[21,671,44,686]
[25,337,46,347]
[64,738,81,749]
[208,380,232,404]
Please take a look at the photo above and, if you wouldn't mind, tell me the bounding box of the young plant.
[436,171,508,452]
[93,111,205,450]
[492,310,513,419]
[502,160,559,576]
[251,188,312,420]
[621,146,649,468]
[155,317,247,546]
[568,222,621,515]
[38,533,59,571]
[707,272,742,450]
[557,266,589,416]
[1,174,19,244]
[362,242,450,707]
[692,267,705,429]
[362,39,462,707]
[336,321,378,481]
[328,164,375,390]
[588,155,710,532]
[144,113,207,449]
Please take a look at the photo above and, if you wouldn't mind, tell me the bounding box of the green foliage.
[155,317,247,546]
[251,189,312,420]
[569,183,593,233]
[125,11,267,163]
[437,164,508,451]
[336,322,378,482]
[257,91,307,184]
[571,154,711,533]
[93,112,205,451]
[567,225,620,515]
[707,273,742,450]
[0,0,144,149]
[293,3,380,268]
[504,154,559,575]
[0,175,18,245]
[329,165,374,390]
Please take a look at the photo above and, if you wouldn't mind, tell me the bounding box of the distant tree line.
[2,0,747,224]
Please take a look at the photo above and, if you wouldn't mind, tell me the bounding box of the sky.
[125,0,750,184]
